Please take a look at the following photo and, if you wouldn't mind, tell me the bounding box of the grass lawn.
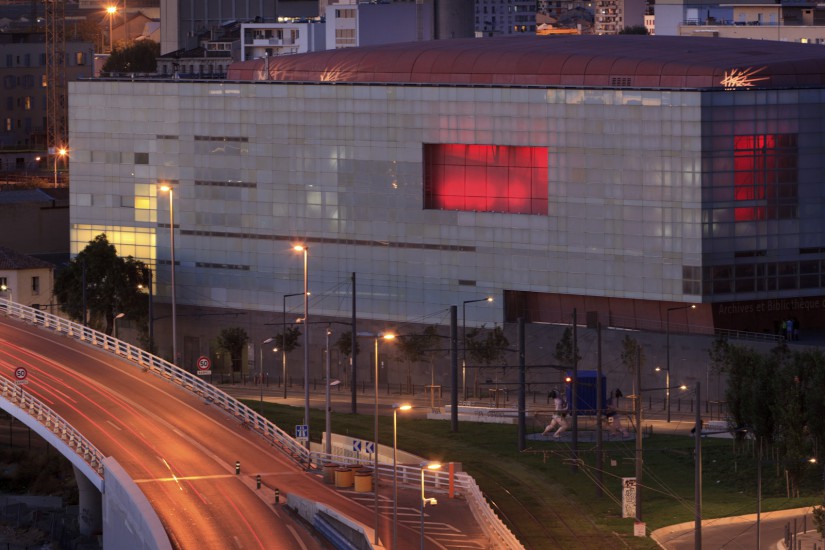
[246,400,821,549]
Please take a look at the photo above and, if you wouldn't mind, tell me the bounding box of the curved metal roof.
[228,35,825,89]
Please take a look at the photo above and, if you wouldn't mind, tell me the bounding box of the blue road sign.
[295,424,309,440]
[365,441,375,454]
[353,440,362,452]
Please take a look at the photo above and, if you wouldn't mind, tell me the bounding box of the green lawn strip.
[248,401,820,548]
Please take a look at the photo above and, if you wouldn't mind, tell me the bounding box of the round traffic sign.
[14,367,27,381]
[196,356,211,371]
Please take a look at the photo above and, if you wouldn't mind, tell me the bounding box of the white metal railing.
[0,299,310,468]
[0,375,105,482]
[1,298,524,547]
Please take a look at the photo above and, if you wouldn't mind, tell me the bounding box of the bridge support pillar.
[74,465,102,536]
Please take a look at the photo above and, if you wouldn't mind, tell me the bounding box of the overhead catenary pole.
[351,272,357,414]
[450,305,458,432]
[518,317,526,451]
[635,343,643,523]
[596,320,603,497]
[694,381,702,550]
[571,308,578,472]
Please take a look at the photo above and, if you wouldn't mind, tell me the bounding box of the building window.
[4,118,10,132]
[733,134,797,221]
[23,97,31,110]
[31,276,40,295]
[424,144,548,215]
[134,152,149,164]
[76,52,85,66]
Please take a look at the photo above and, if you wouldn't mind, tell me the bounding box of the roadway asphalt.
[0,315,492,550]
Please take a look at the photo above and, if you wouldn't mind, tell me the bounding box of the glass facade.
[67,78,825,332]
[700,90,825,303]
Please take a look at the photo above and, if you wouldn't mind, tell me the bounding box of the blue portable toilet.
[564,370,606,414]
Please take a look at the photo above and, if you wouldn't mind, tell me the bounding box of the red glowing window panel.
[733,134,797,221]
[424,144,548,215]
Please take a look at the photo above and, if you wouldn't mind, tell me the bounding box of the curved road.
[0,315,399,550]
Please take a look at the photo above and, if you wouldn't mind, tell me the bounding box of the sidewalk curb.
[650,506,814,548]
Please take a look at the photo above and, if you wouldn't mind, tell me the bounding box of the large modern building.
[69,36,825,366]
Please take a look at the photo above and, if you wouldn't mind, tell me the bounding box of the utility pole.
[517,317,525,451]
[635,343,643,523]
[596,320,603,496]
[571,308,578,472]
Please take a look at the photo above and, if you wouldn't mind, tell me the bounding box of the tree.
[466,325,510,394]
[102,40,160,74]
[54,234,148,336]
[333,330,360,359]
[619,25,649,35]
[216,327,249,374]
[396,326,442,392]
[554,326,580,367]
[274,326,301,356]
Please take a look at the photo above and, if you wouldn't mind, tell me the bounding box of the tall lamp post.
[462,297,492,398]
[53,147,67,188]
[420,461,442,550]
[160,185,177,365]
[138,267,153,353]
[106,6,117,52]
[114,312,125,339]
[282,292,304,399]
[665,304,695,422]
[325,327,332,456]
[259,337,275,414]
[357,331,396,546]
[393,403,412,550]
[293,245,310,441]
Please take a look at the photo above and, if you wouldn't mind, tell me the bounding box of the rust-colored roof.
[227,35,825,89]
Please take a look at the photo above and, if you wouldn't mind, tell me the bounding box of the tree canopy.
[54,234,149,337]
[718,339,825,495]
[102,40,159,74]
[216,327,249,373]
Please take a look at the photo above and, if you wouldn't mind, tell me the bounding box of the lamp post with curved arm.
[462,296,492,398]
[420,461,442,550]
[665,304,695,422]
[159,185,177,365]
[293,245,309,440]
[392,403,412,550]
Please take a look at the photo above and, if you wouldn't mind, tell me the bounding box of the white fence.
[1,298,524,550]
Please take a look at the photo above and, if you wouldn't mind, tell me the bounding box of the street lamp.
[356,331,396,546]
[138,267,153,353]
[462,297,493,399]
[282,291,305,399]
[665,304,695,422]
[106,6,117,52]
[393,403,412,550]
[159,185,177,365]
[325,327,332,456]
[420,461,442,550]
[53,147,67,188]
[293,245,310,442]
[114,312,125,339]
[0,284,12,303]
[260,337,275,414]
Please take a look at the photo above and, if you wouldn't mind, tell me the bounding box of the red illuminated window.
[424,144,548,215]
[733,134,797,221]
